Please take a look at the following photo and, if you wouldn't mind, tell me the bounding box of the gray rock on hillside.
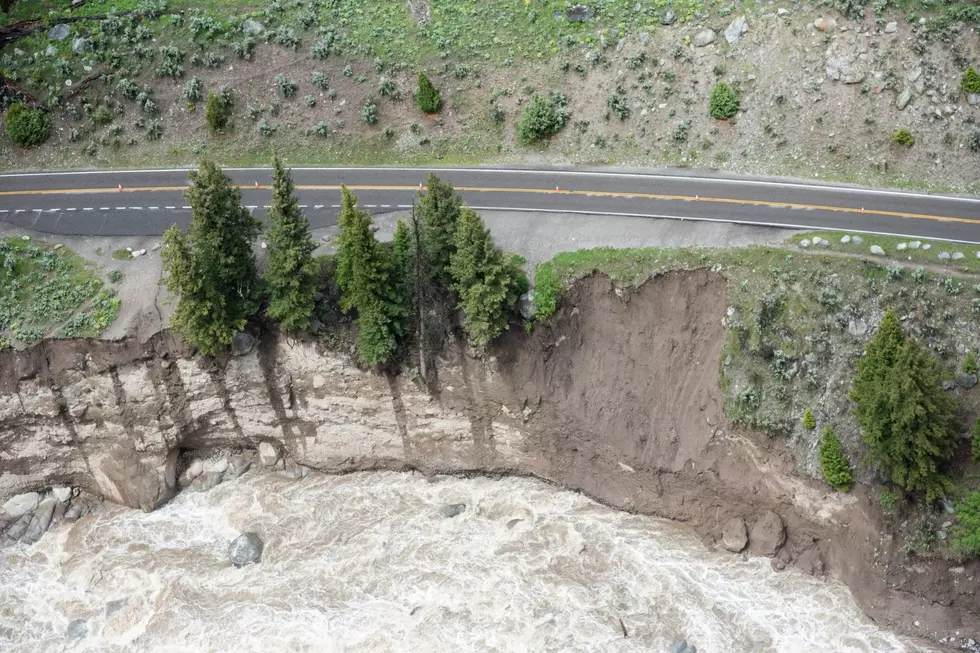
[870,245,886,255]
[669,641,697,653]
[721,517,748,552]
[825,38,869,84]
[566,4,590,22]
[660,9,676,25]
[693,29,717,47]
[440,503,466,518]
[229,532,264,567]
[72,37,89,55]
[896,88,913,110]
[48,24,70,41]
[884,21,898,34]
[231,331,256,356]
[749,511,786,556]
[724,16,748,44]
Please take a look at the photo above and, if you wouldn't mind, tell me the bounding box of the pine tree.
[415,71,442,114]
[819,426,854,492]
[335,186,406,365]
[851,309,958,500]
[265,153,318,331]
[971,418,980,465]
[417,173,462,287]
[449,208,526,349]
[802,407,816,430]
[162,160,261,355]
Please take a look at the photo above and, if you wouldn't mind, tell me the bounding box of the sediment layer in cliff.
[0,269,976,645]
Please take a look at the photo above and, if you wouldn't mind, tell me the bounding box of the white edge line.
[1,166,978,204]
[466,206,980,246]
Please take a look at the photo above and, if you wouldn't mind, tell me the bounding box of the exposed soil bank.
[0,270,976,646]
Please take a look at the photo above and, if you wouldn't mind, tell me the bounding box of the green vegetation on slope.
[0,237,119,345]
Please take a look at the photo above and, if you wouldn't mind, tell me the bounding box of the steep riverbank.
[0,269,977,646]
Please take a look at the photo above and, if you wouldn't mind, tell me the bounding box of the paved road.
[1,167,979,242]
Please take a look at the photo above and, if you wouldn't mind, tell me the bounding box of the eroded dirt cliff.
[0,270,976,645]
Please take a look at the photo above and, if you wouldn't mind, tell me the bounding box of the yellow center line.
[0,184,977,226]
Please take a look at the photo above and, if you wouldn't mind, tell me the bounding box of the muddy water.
[0,471,930,653]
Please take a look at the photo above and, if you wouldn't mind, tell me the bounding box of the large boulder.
[566,4,590,22]
[660,9,676,25]
[71,37,89,55]
[48,24,71,41]
[749,511,786,556]
[721,517,748,552]
[229,532,264,567]
[440,503,466,518]
[3,492,40,518]
[724,16,748,44]
[231,331,257,356]
[692,29,717,47]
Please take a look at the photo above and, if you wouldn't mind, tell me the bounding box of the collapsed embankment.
[0,269,976,645]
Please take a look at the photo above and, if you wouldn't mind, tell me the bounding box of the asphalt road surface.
[1,167,979,242]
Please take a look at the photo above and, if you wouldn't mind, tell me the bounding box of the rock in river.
[229,532,264,567]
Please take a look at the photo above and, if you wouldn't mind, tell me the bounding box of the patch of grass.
[0,238,120,344]
[788,231,980,274]
[112,248,134,260]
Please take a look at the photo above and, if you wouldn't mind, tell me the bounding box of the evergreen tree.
[971,417,980,465]
[265,153,318,330]
[392,219,412,294]
[819,426,854,492]
[162,160,261,355]
[417,173,462,287]
[802,407,816,430]
[335,186,405,365]
[851,309,959,500]
[415,71,442,113]
[449,208,526,349]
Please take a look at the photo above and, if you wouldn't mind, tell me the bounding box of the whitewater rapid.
[0,471,931,652]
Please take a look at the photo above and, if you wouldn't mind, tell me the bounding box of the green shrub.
[107,269,123,283]
[112,248,133,260]
[205,93,232,132]
[819,426,854,492]
[311,70,329,90]
[972,418,980,465]
[516,91,569,146]
[415,71,442,113]
[892,129,915,147]
[962,66,980,95]
[4,104,51,148]
[802,407,816,430]
[964,351,978,375]
[184,77,204,103]
[708,82,739,120]
[606,90,630,120]
[275,73,296,98]
[379,76,397,97]
[362,98,378,124]
[950,491,980,559]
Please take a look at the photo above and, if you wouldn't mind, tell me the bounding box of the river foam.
[0,471,931,652]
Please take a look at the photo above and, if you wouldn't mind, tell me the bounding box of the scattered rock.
[258,442,281,467]
[749,511,786,556]
[813,17,836,32]
[777,7,790,16]
[938,251,951,260]
[896,242,907,251]
[968,94,980,107]
[151,243,161,251]
[840,235,851,244]
[277,460,309,479]
[44,45,58,57]
[3,492,40,518]
[131,249,146,258]
[693,29,717,47]
[721,517,748,552]
[870,245,885,255]
[907,68,922,83]
[229,532,264,568]
[51,487,72,503]
[852,235,863,244]
[908,241,921,249]
[724,16,748,44]
[71,37,89,55]
[231,331,256,356]
[817,238,830,247]
[896,88,913,111]
[566,4,591,22]
[922,243,931,250]
[799,239,811,248]
[66,619,88,640]
[660,9,676,25]
[518,293,538,321]
[942,380,957,391]
[825,37,869,84]
[104,599,125,617]
[23,498,57,544]
[957,374,978,389]
[242,18,264,35]
[883,21,898,34]
[440,503,467,518]
[48,24,71,41]
[669,641,697,653]
[951,252,964,260]
[848,319,868,337]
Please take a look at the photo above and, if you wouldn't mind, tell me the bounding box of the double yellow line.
[1,184,977,226]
